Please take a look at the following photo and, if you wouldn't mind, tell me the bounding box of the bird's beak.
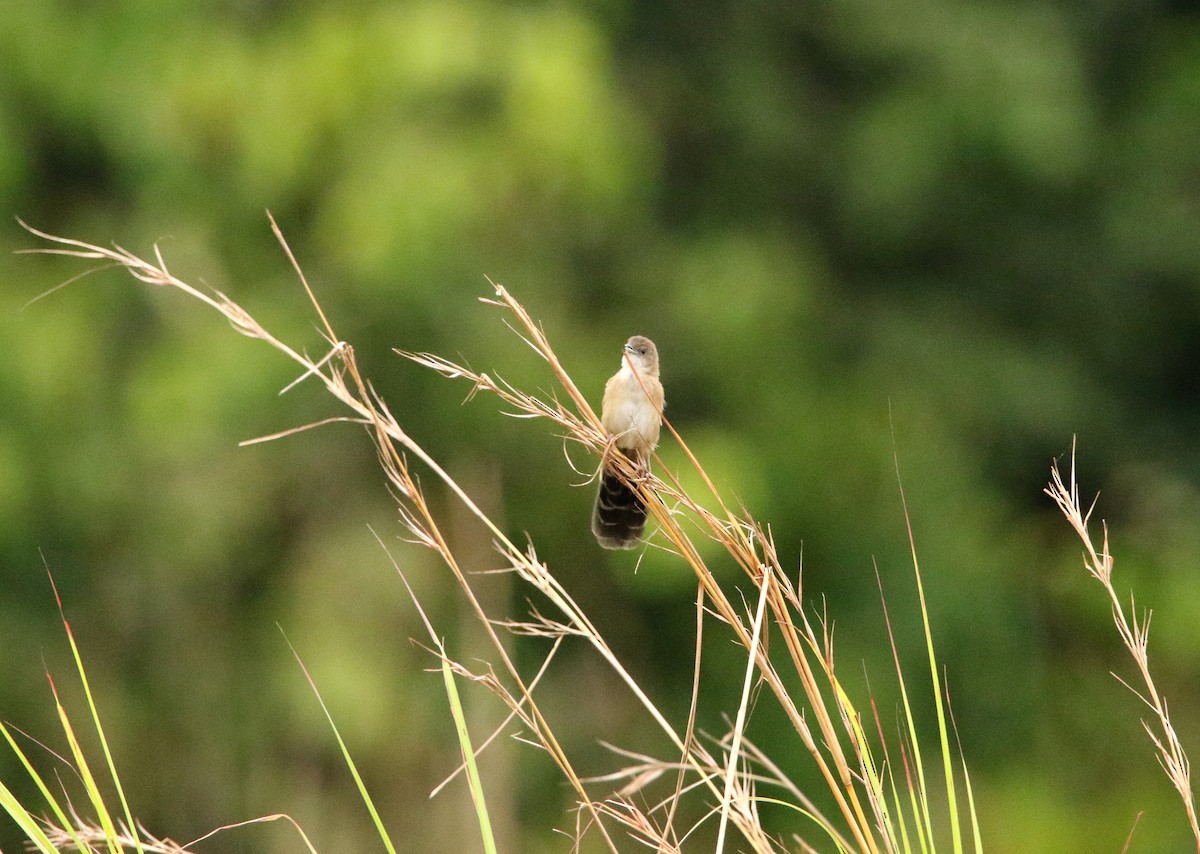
[623,344,636,355]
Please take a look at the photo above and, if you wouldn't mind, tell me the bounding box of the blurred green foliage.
[4,0,1200,850]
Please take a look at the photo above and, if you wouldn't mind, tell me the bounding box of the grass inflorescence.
[7,217,1196,852]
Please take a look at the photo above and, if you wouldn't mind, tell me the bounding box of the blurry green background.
[4,1,1200,851]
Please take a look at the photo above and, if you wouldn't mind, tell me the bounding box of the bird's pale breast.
[602,370,662,452]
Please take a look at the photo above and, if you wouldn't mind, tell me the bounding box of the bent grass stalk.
[1046,446,1200,851]
[15,217,986,851]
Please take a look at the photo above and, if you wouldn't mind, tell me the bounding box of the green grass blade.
[0,719,89,851]
[50,576,144,854]
[0,775,58,853]
[893,452,963,851]
[961,754,983,853]
[283,632,398,854]
[914,567,962,851]
[867,695,915,853]
[877,567,933,852]
[833,680,897,845]
[48,674,121,854]
[440,657,497,854]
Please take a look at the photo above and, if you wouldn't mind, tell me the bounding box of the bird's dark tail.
[591,453,647,550]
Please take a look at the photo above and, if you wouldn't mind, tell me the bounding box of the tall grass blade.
[283,632,399,854]
[0,774,58,853]
[894,451,963,851]
[440,657,498,854]
[0,719,88,852]
[51,568,145,854]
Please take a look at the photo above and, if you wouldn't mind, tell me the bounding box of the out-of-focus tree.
[3,1,1200,850]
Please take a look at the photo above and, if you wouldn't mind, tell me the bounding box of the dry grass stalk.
[41,812,315,854]
[21,217,972,852]
[1046,447,1200,850]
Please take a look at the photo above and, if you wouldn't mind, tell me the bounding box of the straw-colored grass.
[1046,446,1200,850]
[7,216,1192,851]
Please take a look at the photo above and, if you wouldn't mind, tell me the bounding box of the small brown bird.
[591,336,664,549]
